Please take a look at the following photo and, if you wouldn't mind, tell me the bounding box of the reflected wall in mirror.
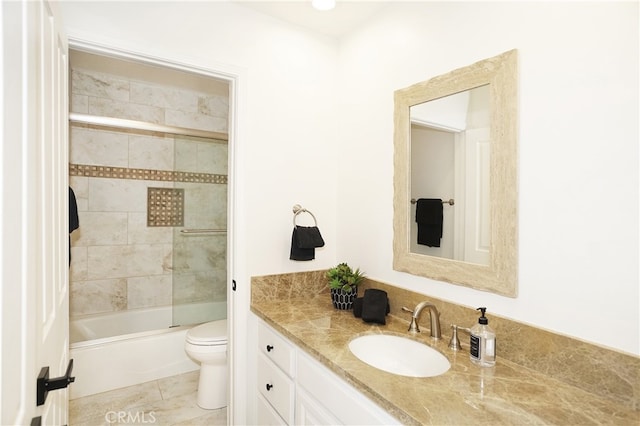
[393,50,518,297]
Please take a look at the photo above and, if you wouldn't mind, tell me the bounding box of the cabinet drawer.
[295,387,341,426]
[258,322,295,377]
[297,352,401,425]
[257,353,294,424]
[256,393,287,426]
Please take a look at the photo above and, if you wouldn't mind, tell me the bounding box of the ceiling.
[231,1,389,38]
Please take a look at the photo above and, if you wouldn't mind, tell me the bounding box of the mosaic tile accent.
[69,163,227,184]
[147,187,184,227]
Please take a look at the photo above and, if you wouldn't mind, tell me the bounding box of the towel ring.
[292,204,318,227]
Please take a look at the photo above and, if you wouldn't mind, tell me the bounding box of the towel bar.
[410,198,454,206]
[180,229,226,235]
[292,204,318,227]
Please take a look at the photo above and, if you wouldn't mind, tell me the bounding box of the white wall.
[338,2,639,355]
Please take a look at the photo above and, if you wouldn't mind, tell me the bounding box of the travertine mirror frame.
[393,49,518,297]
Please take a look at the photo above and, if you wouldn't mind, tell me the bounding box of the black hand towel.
[294,226,325,249]
[415,198,443,247]
[361,289,389,325]
[289,226,324,261]
[353,297,363,318]
[69,187,79,266]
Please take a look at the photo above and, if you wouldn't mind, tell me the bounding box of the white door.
[462,127,491,265]
[0,0,70,424]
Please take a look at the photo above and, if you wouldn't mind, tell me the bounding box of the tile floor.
[69,371,226,425]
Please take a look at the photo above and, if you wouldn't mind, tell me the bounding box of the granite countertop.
[251,296,638,425]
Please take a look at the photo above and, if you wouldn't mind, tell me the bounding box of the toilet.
[184,319,228,409]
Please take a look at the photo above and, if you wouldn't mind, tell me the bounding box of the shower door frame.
[66,38,247,425]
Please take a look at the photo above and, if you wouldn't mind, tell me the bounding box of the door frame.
[65,38,248,424]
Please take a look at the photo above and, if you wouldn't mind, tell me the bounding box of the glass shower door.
[172,134,228,326]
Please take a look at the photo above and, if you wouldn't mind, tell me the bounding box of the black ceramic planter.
[330,288,357,310]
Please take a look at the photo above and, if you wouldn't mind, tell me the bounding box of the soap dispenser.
[470,307,496,367]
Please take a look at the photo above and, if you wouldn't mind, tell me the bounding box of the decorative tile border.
[69,163,227,184]
[147,187,184,227]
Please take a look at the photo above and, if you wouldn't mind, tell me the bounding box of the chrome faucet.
[402,301,442,339]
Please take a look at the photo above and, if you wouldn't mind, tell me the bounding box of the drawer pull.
[266,345,274,352]
[266,383,273,391]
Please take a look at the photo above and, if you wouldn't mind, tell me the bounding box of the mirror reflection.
[393,49,518,297]
[410,85,490,266]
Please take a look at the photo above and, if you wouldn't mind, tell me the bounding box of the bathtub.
[69,302,226,399]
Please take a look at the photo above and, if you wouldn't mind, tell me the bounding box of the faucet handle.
[448,324,471,351]
[448,325,462,351]
[402,307,420,333]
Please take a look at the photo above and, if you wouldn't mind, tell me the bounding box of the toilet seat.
[186,319,227,346]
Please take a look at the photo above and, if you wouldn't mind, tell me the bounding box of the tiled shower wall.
[69,66,228,323]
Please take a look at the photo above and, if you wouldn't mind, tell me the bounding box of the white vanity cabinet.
[256,320,401,426]
[257,321,296,424]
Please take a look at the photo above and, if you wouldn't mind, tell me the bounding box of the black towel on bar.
[361,289,389,325]
[69,187,79,266]
[289,226,324,261]
[294,226,325,249]
[415,198,443,247]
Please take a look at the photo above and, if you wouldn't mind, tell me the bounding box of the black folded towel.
[289,226,324,261]
[361,289,389,325]
[353,297,363,318]
[415,198,443,247]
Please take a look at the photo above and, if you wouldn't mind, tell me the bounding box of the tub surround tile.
[71,126,129,167]
[70,65,228,324]
[195,141,228,175]
[70,278,127,316]
[128,212,173,245]
[174,138,199,172]
[87,244,171,280]
[198,95,228,119]
[72,69,130,102]
[73,211,128,246]
[130,81,199,112]
[88,178,155,212]
[128,133,174,171]
[165,109,227,133]
[70,246,88,281]
[89,96,165,124]
[172,273,217,305]
[127,275,172,309]
[251,272,639,425]
[71,94,89,113]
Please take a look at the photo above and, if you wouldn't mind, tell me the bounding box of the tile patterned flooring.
[69,371,226,425]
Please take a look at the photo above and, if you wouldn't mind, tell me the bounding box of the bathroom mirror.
[393,50,518,297]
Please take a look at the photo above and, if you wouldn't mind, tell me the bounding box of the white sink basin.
[348,334,450,378]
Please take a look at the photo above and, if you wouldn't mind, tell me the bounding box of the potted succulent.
[327,262,365,310]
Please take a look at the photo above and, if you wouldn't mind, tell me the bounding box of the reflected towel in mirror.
[415,198,443,247]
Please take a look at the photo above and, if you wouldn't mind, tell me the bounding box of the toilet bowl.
[184,319,228,410]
